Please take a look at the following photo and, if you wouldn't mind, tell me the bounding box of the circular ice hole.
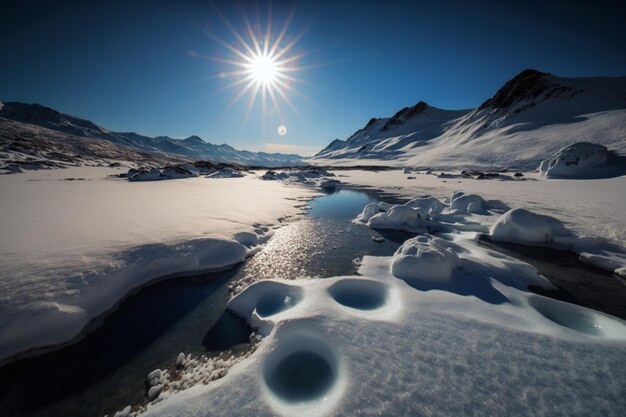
[266,351,334,403]
[530,296,603,336]
[328,279,388,310]
[256,291,301,318]
[264,334,339,405]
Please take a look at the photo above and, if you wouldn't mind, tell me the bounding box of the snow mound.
[450,192,508,214]
[366,205,429,233]
[539,142,609,178]
[390,235,460,285]
[490,208,571,244]
[355,202,389,223]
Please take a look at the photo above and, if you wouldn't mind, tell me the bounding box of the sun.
[206,5,313,127]
[247,53,279,86]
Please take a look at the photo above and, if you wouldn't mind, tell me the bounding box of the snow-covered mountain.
[314,70,626,170]
[0,102,304,170]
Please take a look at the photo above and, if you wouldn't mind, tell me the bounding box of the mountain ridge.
[0,102,303,167]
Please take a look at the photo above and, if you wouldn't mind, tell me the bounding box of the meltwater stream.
[0,189,403,417]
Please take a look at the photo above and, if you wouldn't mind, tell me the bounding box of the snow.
[0,167,317,362]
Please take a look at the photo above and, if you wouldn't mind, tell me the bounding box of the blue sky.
[1,0,625,155]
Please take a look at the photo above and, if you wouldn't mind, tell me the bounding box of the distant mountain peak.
[183,135,205,144]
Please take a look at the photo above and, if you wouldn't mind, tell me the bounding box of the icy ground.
[0,167,317,361]
[140,185,626,417]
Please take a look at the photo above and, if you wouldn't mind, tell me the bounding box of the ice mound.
[490,208,571,244]
[539,142,613,179]
[390,235,460,285]
[404,196,446,214]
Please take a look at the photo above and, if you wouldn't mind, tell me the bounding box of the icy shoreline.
[0,167,318,363]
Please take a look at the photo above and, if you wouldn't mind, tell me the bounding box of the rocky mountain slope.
[313,69,626,170]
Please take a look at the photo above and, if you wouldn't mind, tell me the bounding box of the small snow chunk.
[176,352,186,367]
[148,384,162,401]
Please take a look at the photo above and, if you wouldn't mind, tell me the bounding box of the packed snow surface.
[0,167,317,361]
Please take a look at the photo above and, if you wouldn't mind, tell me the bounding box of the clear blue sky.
[1,0,625,155]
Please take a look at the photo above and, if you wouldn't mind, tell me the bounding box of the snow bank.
[491,207,626,274]
[0,167,316,362]
[539,142,624,179]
